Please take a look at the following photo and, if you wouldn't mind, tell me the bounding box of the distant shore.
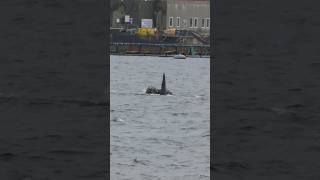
[110,53,210,58]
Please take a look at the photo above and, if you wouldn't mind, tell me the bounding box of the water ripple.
[111,56,210,179]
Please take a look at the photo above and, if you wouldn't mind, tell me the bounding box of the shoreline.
[110,53,210,58]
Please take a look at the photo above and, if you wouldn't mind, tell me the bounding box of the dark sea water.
[110,55,210,180]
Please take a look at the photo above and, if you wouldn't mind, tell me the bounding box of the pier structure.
[110,42,210,57]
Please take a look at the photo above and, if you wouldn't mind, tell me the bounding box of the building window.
[169,17,173,27]
[201,18,205,28]
[189,18,193,28]
[176,17,180,27]
[206,18,210,28]
[194,17,198,28]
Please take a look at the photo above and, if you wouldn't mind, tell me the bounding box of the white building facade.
[166,0,210,34]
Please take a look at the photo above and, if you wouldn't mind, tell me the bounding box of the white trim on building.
[176,17,180,28]
[206,18,210,29]
[201,18,205,28]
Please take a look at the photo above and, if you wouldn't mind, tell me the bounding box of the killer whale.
[160,73,166,95]
[146,73,172,95]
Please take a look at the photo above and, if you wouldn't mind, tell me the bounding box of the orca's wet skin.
[146,73,172,95]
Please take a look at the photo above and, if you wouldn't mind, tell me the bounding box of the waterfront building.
[165,0,210,36]
[111,0,210,33]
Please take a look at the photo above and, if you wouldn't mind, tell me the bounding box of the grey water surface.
[110,55,210,180]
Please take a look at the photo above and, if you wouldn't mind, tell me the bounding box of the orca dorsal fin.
[160,73,166,95]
